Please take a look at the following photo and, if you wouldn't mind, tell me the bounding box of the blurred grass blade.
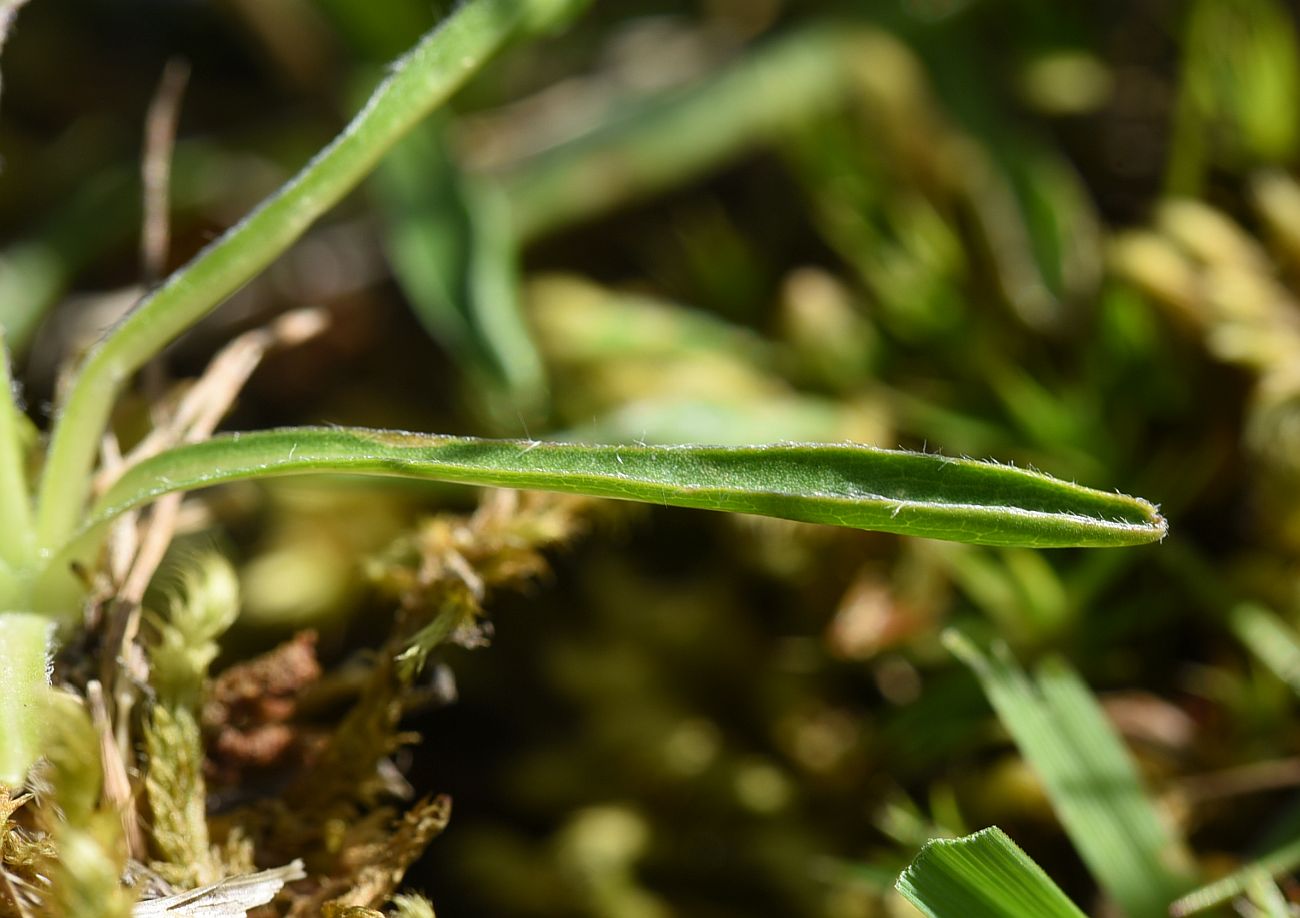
[529,274,774,367]
[1158,542,1300,698]
[1244,873,1293,918]
[557,396,856,447]
[88,428,1167,548]
[1170,834,1300,915]
[374,115,546,420]
[896,826,1086,918]
[494,23,856,241]
[0,331,33,569]
[945,631,1196,918]
[1229,602,1300,695]
[937,546,1071,644]
[1168,0,1300,194]
[971,143,1102,331]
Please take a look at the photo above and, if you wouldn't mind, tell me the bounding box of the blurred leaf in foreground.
[374,115,546,423]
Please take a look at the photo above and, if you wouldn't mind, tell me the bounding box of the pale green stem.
[34,0,581,554]
[0,611,52,787]
[0,332,33,569]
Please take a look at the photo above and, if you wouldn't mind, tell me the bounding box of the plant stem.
[33,0,577,554]
[0,611,52,786]
[0,333,33,570]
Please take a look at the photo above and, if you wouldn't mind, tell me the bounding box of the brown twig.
[1177,757,1300,805]
[86,680,145,859]
[95,308,328,858]
[140,58,190,285]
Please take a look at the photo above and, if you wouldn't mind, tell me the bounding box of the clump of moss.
[124,491,595,913]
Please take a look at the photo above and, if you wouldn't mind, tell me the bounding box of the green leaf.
[374,115,545,419]
[0,330,33,569]
[497,23,856,242]
[938,545,1071,643]
[1229,602,1300,696]
[975,138,1102,333]
[896,826,1086,918]
[945,632,1196,918]
[84,428,1166,549]
[1169,0,1300,194]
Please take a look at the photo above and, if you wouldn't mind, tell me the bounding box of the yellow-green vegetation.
[1,0,1300,915]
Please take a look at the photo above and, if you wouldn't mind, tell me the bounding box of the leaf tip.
[939,627,981,667]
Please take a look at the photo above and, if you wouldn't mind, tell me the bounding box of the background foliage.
[4,0,1300,915]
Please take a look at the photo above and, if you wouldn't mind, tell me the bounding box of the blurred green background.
[7,0,1300,914]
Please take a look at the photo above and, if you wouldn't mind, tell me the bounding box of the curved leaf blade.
[88,428,1166,549]
[897,826,1087,918]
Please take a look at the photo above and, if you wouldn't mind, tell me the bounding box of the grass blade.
[496,23,857,241]
[896,826,1086,918]
[374,115,546,419]
[84,428,1167,549]
[945,631,1196,918]
[1170,834,1300,916]
[1229,602,1300,696]
[0,331,33,568]
[1243,873,1293,918]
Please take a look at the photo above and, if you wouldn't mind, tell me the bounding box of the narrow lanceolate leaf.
[946,632,1196,918]
[86,428,1167,549]
[896,826,1086,918]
